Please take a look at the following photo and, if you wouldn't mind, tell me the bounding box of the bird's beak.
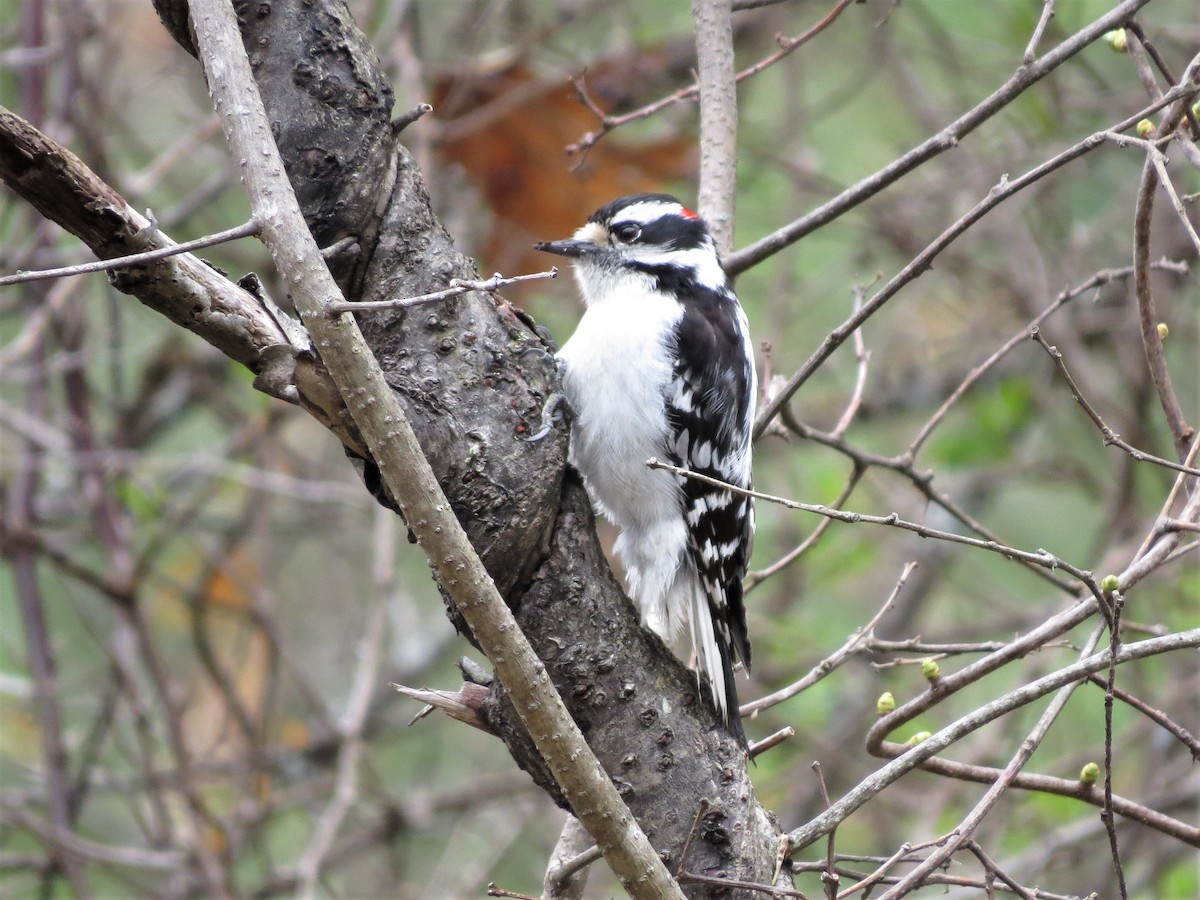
[533,238,601,258]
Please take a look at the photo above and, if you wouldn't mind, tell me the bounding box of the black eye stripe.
[613,223,642,242]
[634,216,707,250]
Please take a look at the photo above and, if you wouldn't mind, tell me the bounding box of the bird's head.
[535,193,727,303]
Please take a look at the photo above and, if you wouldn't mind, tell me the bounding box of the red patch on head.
[679,207,700,220]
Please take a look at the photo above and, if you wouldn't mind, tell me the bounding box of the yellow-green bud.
[906,731,932,747]
[1157,322,1169,340]
[1136,119,1155,138]
[1104,29,1128,52]
[920,657,941,681]
[1080,762,1101,784]
[876,691,896,715]
[1100,574,1120,593]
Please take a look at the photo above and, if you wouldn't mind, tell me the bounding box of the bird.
[535,193,756,745]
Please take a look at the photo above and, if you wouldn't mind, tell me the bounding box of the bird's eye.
[613,223,641,243]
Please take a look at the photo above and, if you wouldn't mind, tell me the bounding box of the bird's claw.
[524,392,570,442]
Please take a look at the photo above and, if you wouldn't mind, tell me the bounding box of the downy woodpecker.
[536,193,756,744]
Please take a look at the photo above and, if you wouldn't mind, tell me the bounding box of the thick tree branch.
[183,0,683,895]
[0,107,304,394]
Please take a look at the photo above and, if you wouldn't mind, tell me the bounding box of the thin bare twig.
[812,761,838,900]
[777,417,1081,594]
[831,284,871,439]
[543,816,599,900]
[323,268,557,315]
[676,870,810,898]
[1101,593,1129,900]
[728,0,1157,278]
[1022,0,1056,64]
[648,458,1099,589]
[294,595,386,898]
[1031,327,1200,477]
[748,727,796,759]
[741,563,913,715]
[568,0,856,157]
[789,627,1200,853]
[1130,54,1200,460]
[868,638,1011,658]
[675,799,711,887]
[0,801,184,870]
[834,837,950,900]
[391,101,433,136]
[0,220,261,287]
[1087,674,1200,760]
[1121,437,1200,592]
[878,626,1106,897]
[7,323,90,896]
[486,884,540,900]
[1104,129,1200,256]
[744,464,862,591]
[964,842,1036,900]
[906,262,1189,459]
[750,74,1196,438]
[185,2,683,895]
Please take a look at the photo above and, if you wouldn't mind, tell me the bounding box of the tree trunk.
[150,0,790,892]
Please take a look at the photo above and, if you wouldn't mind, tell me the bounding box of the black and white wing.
[663,278,756,732]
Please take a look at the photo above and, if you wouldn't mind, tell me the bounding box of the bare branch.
[1130,55,1200,461]
[0,106,305,379]
[741,564,914,715]
[567,0,856,158]
[543,816,597,900]
[748,727,796,759]
[293,596,386,897]
[647,458,1100,590]
[1101,594,1129,900]
[906,262,1190,459]
[1087,674,1200,761]
[789,627,1200,853]
[744,465,862,592]
[727,0,1157,276]
[751,76,1198,439]
[1022,0,1057,64]
[878,627,1107,897]
[323,268,557,315]
[0,220,261,287]
[1031,327,1200,477]
[691,0,738,253]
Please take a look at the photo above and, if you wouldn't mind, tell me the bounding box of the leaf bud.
[906,731,932,747]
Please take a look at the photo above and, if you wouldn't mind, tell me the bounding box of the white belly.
[557,282,690,632]
[558,286,681,527]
